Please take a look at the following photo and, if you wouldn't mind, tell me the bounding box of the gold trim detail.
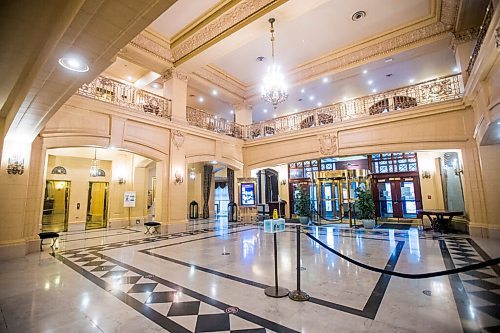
[163,68,189,82]
[129,30,173,63]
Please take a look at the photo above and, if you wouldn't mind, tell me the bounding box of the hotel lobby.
[0,0,500,332]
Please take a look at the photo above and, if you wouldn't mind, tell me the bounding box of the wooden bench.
[144,222,161,235]
[38,232,59,251]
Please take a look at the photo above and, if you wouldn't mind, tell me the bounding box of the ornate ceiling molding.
[163,68,189,82]
[129,30,174,63]
[450,26,480,51]
[192,66,247,99]
[171,0,287,65]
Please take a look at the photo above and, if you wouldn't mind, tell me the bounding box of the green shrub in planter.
[295,186,310,224]
[355,186,376,228]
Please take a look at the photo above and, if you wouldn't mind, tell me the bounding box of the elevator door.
[42,181,71,232]
[86,182,109,230]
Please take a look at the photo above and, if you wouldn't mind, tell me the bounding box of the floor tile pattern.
[446,238,500,333]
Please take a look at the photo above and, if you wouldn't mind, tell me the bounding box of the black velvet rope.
[311,208,343,223]
[304,231,500,279]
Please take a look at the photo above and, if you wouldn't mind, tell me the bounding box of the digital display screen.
[240,183,256,206]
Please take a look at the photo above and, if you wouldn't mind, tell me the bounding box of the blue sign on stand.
[264,218,285,233]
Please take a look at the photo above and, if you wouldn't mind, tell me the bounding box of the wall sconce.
[118,177,126,184]
[7,155,24,175]
[280,178,287,185]
[453,159,463,176]
[174,170,184,184]
[421,170,431,179]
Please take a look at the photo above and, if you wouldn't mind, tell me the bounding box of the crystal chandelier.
[90,149,99,177]
[261,18,288,108]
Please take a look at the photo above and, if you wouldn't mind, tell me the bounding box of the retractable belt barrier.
[304,231,500,279]
[312,208,343,223]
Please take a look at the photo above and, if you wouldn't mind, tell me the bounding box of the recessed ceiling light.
[256,56,265,62]
[368,80,373,85]
[211,160,217,164]
[273,114,277,118]
[127,76,133,81]
[263,109,268,113]
[152,83,161,88]
[409,78,415,84]
[351,10,366,21]
[322,77,329,83]
[212,89,218,95]
[198,97,204,102]
[384,58,393,63]
[58,56,89,72]
[343,96,348,101]
[301,88,305,93]
[362,69,368,74]
[309,95,315,101]
[294,108,298,112]
[372,88,377,93]
[453,67,460,73]
[230,110,234,114]
[317,102,322,107]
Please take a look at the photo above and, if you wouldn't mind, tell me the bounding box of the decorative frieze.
[450,27,480,52]
[163,68,189,83]
[129,33,173,63]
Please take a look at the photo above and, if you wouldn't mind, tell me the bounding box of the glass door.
[377,182,394,218]
[86,182,109,230]
[42,181,71,232]
[400,181,417,218]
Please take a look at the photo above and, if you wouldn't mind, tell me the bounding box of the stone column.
[163,68,189,123]
[234,101,253,125]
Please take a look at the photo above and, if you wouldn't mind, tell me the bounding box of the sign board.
[264,218,285,233]
[124,191,136,208]
[240,182,256,206]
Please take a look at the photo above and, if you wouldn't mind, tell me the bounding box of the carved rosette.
[318,134,338,156]
[163,68,189,83]
[171,130,185,150]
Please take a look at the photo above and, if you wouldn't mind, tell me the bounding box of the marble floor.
[0,220,499,333]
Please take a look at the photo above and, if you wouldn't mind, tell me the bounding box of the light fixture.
[127,76,133,81]
[89,149,105,177]
[317,102,322,107]
[409,78,415,84]
[263,109,268,113]
[322,77,329,83]
[198,96,204,103]
[362,70,368,74]
[189,169,196,180]
[58,56,89,72]
[294,108,298,112]
[174,170,184,184]
[280,179,287,185]
[384,58,393,63]
[372,88,377,93]
[230,110,234,114]
[261,18,288,109]
[300,88,305,93]
[118,177,126,185]
[212,89,218,96]
[7,155,24,175]
[343,96,348,101]
[55,181,66,190]
[368,80,373,85]
[422,170,431,179]
[453,67,460,73]
[309,95,314,101]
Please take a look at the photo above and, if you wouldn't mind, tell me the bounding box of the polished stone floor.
[1,220,499,333]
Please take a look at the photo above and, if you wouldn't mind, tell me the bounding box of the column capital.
[233,101,252,112]
[162,68,189,83]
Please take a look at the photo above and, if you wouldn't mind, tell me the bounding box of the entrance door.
[319,180,342,219]
[375,177,420,219]
[86,182,109,230]
[42,180,71,232]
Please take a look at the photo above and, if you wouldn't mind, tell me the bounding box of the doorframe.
[86,181,110,230]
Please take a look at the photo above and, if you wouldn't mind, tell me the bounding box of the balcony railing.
[77,76,172,119]
[244,73,464,140]
[186,107,244,139]
[466,1,494,74]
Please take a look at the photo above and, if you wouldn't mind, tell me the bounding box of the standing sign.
[124,191,136,208]
[240,182,256,206]
[264,218,285,233]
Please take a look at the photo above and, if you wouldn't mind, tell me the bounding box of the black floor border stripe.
[440,240,481,333]
[141,233,405,320]
[466,239,500,277]
[59,229,142,243]
[58,227,141,236]
[96,252,299,333]
[53,253,191,333]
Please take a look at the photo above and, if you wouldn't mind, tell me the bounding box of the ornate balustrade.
[186,107,244,139]
[466,1,494,74]
[244,73,464,140]
[77,76,171,119]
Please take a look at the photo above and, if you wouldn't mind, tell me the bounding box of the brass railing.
[244,73,464,140]
[466,1,494,74]
[186,107,244,139]
[77,76,172,119]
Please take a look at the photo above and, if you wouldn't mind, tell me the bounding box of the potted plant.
[295,186,310,225]
[355,186,376,229]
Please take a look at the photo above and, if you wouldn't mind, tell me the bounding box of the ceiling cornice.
[128,29,173,63]
[191,65,248,100]
[171,0,288,66]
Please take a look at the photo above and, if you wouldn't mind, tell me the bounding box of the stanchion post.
[264,228,289,298]
[289,225,309,301]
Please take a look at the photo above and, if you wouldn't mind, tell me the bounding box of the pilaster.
[163,68,189,123]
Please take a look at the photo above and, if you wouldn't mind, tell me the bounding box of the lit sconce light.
[118,177,126,185]
[453,159,463,176]
[7,155,24,175]
[174,170,184,184]
[280,178,287,185]
[55,181,65,190]
[421,170,431,179]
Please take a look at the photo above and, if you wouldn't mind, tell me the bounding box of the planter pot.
[299,216,309,225]
[361,219,376,229]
